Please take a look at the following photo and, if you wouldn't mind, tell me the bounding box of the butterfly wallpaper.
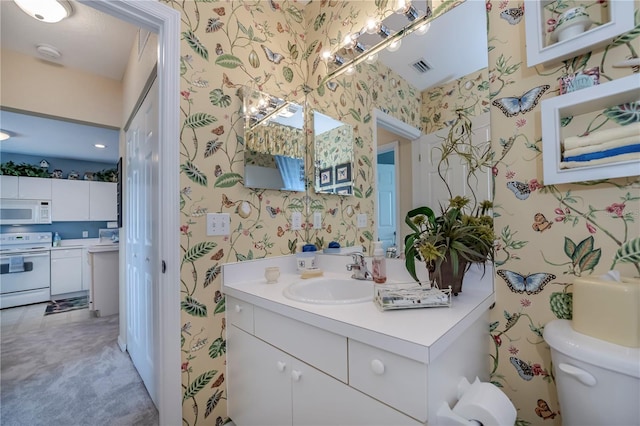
[155,0,639,424]
[486,1,640,425]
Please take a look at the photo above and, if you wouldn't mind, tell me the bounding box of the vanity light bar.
[325,6,432,81]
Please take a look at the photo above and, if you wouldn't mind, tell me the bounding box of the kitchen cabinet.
[227,297,421,426]
[0,176,51,199]
[50,248,83,296]
[52,180,90,221]
[89,181,117,221]
[0,176,18,198]
[3,177,116,222]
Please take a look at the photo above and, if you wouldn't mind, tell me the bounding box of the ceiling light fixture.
[13,0,73,23]
[94,144,106,149]
[35,43,62,60]
[0,131,11,141]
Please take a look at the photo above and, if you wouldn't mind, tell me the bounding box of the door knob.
[291,370,302,382]
[277,361,286,372]
[234,305,242,313]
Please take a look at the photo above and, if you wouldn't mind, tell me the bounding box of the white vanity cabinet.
[50,248,83,295]
[227,297,421,426]
[223,257,495,426]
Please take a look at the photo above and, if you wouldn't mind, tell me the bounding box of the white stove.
[0,232,52,309]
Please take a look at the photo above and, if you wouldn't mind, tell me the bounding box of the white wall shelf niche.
[525,1,635,68]
[541,73,640,185]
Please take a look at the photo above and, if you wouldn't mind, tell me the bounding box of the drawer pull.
[371,359,385,375]
[234,304,242,313]
[277,361,287,372]
[291,370,302,382]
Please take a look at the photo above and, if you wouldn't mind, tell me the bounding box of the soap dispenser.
[53,232,61,247]
[372,241,387,283]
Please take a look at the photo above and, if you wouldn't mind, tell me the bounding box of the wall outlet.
[357,213,367,228]
[313,212,322,229]
[291,212,303,230]
[206,213,230,236]
[82,231,89,238]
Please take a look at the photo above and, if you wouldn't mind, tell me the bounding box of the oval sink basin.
[283,277,373,304]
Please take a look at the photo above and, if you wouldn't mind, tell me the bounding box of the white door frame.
[79,2,181,425]
[373,109,421,246]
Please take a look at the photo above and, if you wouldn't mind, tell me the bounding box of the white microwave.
[0,199,52,225]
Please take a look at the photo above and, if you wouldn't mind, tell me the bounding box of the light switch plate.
[357,213,367,228]
[206,213,230,236]
[313,212,322,229]
[82,231,88,238]
[292,212,303,230]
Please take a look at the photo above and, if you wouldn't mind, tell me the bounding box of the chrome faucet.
[346,252,372,280]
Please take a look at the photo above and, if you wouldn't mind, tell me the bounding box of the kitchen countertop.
[51,239,119,252]
[222,254,495,364]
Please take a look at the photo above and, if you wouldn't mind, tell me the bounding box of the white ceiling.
[0,0,138,163]
[359,0,488,91]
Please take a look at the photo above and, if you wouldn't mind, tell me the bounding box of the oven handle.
[0,251,51,259]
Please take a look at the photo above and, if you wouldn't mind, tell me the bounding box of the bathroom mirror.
[313,110,355,195]
[242,87,305,192]
[312,0,491,253]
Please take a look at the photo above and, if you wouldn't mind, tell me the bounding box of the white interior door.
[413,113,491,210]
[377,163,396,251]
[125,79,159,406]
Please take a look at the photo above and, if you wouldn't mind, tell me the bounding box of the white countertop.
[222,254,495,364]
[87,244,119,253]
[52,239,119,252]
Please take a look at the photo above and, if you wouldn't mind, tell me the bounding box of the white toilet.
[543,319,640,425]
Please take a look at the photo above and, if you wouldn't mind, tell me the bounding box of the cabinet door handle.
[291,370,302,382]
[234,305,242,313]
[370,359,385,375]
[558,363,597,387]
[276,361,286,372]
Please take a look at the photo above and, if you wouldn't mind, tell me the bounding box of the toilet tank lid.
[543,320,640,379]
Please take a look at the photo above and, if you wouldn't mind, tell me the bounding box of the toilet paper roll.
[452,378,517,426]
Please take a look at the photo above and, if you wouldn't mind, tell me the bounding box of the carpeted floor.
[1,314,158,426]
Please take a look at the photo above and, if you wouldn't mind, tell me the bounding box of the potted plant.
[404,107,494,294]
[404,196,494,295]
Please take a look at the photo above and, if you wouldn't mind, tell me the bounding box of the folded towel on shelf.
[563,144,640,162]
[563,122,640,150]
[559,152,640,169]
[8,256,24,273]
[563,135,638,158]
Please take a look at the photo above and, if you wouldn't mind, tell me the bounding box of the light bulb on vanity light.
[395,0,419,21]
[415,21,431,35]
[365,19,391,38]
[365,51,378,64]
[387,39,402,52]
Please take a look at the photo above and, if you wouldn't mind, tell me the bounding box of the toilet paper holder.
[436,377,517,426]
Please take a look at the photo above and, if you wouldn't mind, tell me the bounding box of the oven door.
[0,250,51,295]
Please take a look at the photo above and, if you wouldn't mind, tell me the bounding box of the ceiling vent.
[411,58,432,74]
